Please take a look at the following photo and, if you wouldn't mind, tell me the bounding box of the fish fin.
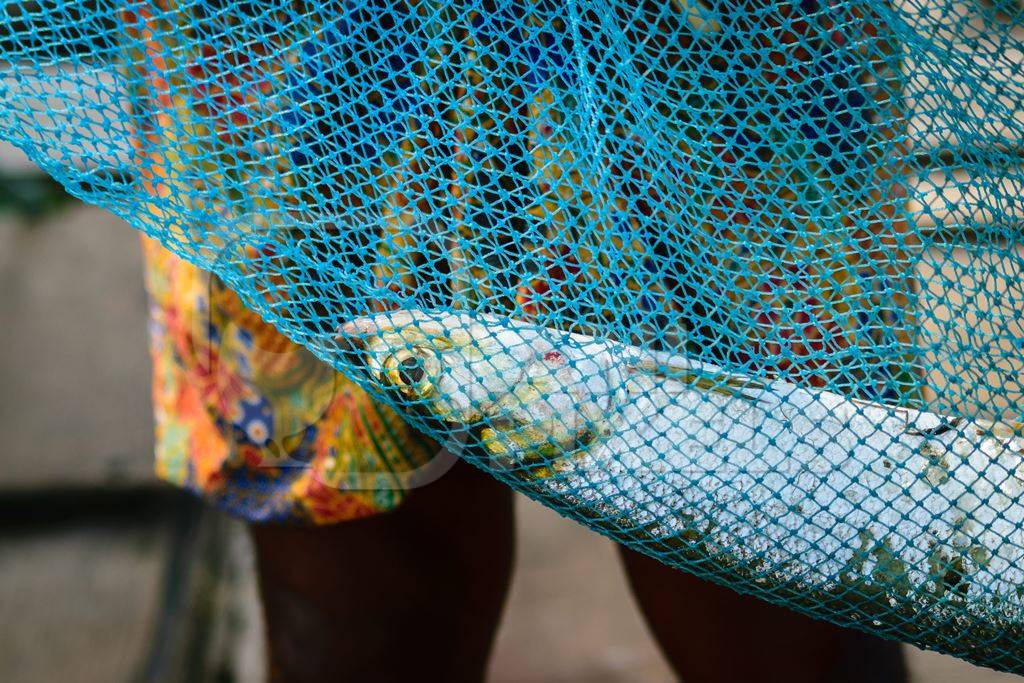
[907,416,963,438]
[633,356,768,406]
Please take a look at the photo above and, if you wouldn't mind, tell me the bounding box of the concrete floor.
[0,521,168,683]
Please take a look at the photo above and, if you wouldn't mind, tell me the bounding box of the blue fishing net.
[4,0,1024,670]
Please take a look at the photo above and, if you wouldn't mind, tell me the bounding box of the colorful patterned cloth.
[142,237,439,523]
[130,0,915,523]
[127,1,440,524]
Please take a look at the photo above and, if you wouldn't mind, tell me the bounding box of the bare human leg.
[249,459,515,683]
[619,546,908,683]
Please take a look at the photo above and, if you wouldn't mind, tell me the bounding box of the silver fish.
[338,308,1024,642]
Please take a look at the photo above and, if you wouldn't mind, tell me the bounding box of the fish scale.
[341,308,1024,662]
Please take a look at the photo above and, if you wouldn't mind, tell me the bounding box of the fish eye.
[397,355,426,387]
[383,348,435,398]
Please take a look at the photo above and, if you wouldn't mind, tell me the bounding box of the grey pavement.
[0,517,167,683]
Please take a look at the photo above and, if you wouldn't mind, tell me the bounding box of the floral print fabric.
[127,1,438,524]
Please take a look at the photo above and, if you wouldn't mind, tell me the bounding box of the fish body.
[338,309,1024,622]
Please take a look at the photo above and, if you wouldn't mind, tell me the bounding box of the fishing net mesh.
[4,0,1024,670]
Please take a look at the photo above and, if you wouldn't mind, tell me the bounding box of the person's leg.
[250,458,515,683]
[619,546,908,683]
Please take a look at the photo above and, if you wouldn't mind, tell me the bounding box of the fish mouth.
[335,316,376,341]
[333,319,373,357]
[334,310,416,351]
[334,309,453,378]
[335,309,448,346]
[333,316,402,374]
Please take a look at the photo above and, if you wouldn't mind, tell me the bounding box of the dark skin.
[619,548,907,683]
[250,459,515,683]
[250,459,908,683]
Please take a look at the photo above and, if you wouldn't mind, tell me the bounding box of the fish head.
[337,309,541,424]
[338,309,625,466]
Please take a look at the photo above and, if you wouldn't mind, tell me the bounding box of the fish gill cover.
[3,0,1024,670]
